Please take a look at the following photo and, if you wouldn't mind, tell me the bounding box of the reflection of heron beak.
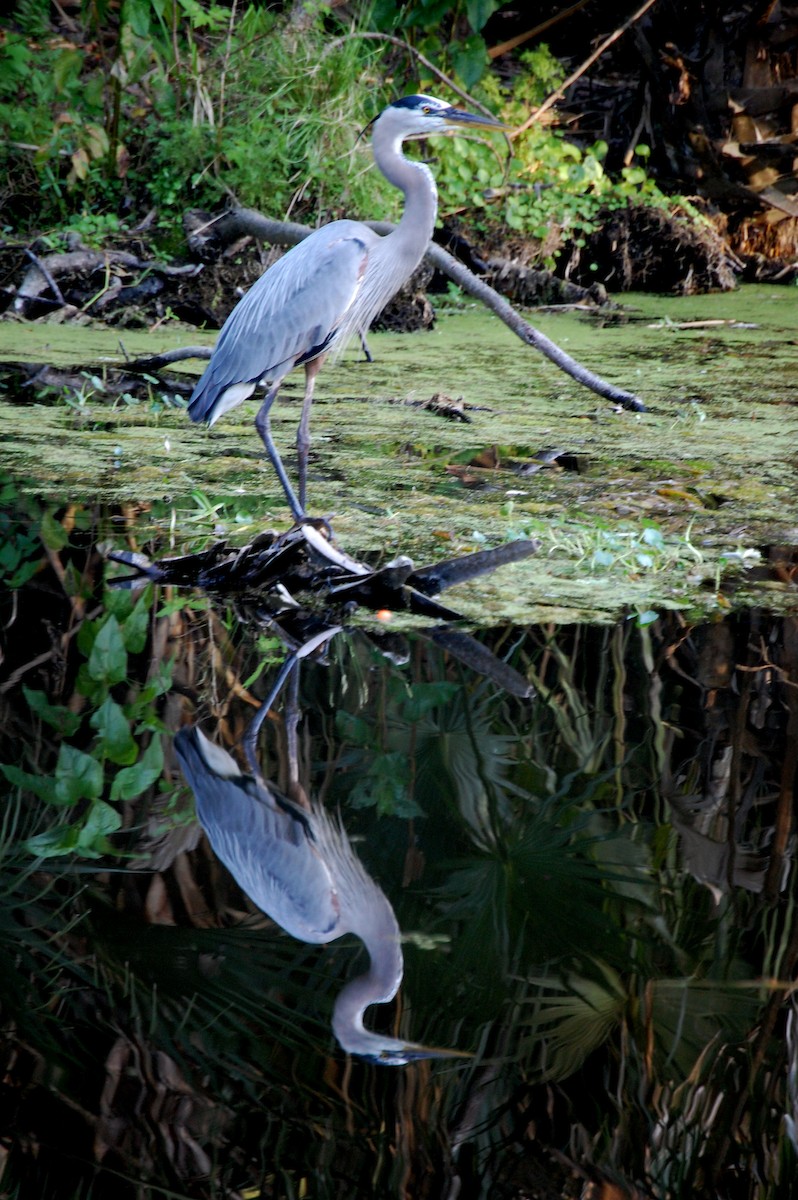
[395,1043,476,1062]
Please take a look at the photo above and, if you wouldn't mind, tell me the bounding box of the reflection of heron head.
[333,1032,470,1070]
[355,1037,473,1067]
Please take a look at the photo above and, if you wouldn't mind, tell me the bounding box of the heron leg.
[254,382,304,521]
[297,356,324,513]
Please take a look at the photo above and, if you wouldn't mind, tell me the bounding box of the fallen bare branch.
[117,345,212,372]
[199,207,645,411]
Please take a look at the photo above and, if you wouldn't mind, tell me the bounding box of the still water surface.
[1,514,796,1198]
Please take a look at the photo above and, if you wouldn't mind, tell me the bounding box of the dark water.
[1,501,797,1199]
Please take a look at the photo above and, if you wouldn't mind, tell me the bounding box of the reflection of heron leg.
[255,381,304,522]
[242,626,343,778]
[285,667,310,809]
[297,357,324,513]
[243,656,298,778]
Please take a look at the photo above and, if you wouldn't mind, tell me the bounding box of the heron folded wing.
[187,222,373,425]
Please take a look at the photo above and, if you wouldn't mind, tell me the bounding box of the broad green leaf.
[466,0,500,31]
[88,615,128,684]
[110,736,164,801]
[54,744,103,806]
[451,34,488,88]
[23,686,82,737]
[90,696,138,764]
[24,823,80,859]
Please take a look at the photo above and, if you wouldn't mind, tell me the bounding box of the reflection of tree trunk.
[764,617,798,903]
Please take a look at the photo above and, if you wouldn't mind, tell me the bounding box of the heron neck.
[330,905,404,1054]
[372,124,438,273]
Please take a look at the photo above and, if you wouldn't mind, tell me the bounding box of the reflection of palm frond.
[437,790,628,985]
[411,690,518,845]
[524,627,630,774]
[521,959,627,1081]
[650,976,770,1077]
[0,790,94,1064]
[88,907,351,1083]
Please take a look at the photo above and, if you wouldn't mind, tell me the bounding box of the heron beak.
[440,106,507,132]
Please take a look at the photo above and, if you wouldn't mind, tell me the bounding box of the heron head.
[368,93,506,140]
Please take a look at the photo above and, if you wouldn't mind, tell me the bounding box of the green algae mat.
[2,285,797,623]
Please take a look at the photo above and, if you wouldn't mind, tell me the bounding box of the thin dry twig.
[23,248,65,306]
[514,0,661,133]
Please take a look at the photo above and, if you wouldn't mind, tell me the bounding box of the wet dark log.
[106,524,540,627]
[11,246,201,317]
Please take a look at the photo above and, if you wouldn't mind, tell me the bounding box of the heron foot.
[296,514,335,542]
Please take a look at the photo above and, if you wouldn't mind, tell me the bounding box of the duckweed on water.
[2,285,797,622]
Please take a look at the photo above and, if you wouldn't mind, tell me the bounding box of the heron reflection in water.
[174,638,466,1064]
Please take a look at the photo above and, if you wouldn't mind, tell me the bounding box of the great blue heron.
[174,646,466,1064]
[188,94,505,520]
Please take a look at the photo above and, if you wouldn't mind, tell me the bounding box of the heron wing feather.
[188,221,374,424]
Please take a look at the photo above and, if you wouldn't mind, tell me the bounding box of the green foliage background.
[1,0,677,261]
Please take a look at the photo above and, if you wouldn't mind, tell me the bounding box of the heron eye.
[421,105,432,113]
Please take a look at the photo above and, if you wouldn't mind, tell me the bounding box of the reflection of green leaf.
[23,686,82,737]
[39,510,68,551]
[24,823,80,858]
[77,799,122,856]
[88,615,127,684]
[23,800,122,859]
[335,710,373,747]
[54,744,103,805]
[0,763,55,803]
[399,681,459,722]
[90,696,138,764]
[121,589,152,654]
[349,751,421,817]
[110,736,164,801]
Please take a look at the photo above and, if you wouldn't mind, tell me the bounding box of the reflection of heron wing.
[188,220,374,424]
[174,727,342,943]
